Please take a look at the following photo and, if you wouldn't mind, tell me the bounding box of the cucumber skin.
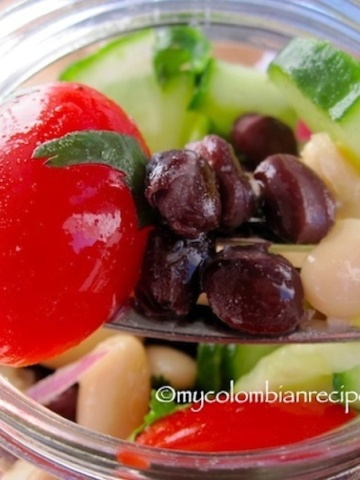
[60,30,208,152]
[196,344,224,392]
[333,365,360,410]
[196,343,278,392]
[60,28,297,150]
[269,38,360,121]
[193,58,297,137]
[221,344,279,383]
[268,37,360,165]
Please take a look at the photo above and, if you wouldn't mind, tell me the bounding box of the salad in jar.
[0,21,360,479]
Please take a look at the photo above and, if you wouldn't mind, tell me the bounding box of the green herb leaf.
[129,389,188,441]
[144,389,180,425]
[33,130,154,228]
[153,26,212,86]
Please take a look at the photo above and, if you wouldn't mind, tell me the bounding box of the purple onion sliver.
[25,349,107,405]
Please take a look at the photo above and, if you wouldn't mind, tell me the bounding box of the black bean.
[134,227,214,318]
[231,113,298,170]
[202,245,305,336]
[254,154,336,243]
[187,134,256,231]
[145,149,221,237]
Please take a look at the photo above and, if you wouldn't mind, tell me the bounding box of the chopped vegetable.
[268,37,360,167]
[193,57,297,136]
[25,349,107,405]
[129,389,187,441]
[60,26,296,149]
[33,130,153,228]
[0,82,150,366]
[60,29,209,152]
[234,343,360,393]
[333,364,360,410]
[152,26,212,85]
[196,343,279,391]
[135,398,356,451]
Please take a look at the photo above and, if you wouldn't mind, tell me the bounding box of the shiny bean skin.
[231,113,298,170]
[146,345,197,390]
[187,134,255,230]
[134,227,214,318]
[202,245,305,335]
[301,219,360,318]
[254,154,336,243]
[77,335,150,439]
[145,149,221,237]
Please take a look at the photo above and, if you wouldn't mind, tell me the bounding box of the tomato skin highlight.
[0,82,149,164]
[0,82,150,366]
[136,399,357,452]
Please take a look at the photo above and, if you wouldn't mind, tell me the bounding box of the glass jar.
[1,0,360,478]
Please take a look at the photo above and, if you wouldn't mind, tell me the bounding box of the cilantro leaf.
[129,389,188,441]
[32,130,154,228]
[153,26,212,86]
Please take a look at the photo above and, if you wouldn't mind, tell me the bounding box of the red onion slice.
[25,349,107,405]
[297,120,312,141]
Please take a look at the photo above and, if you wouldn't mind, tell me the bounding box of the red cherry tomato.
[136,399,356,452]
[0,82,150,366]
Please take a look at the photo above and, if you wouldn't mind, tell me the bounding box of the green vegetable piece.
[221,344,280,384]
[33,130,153,228]
[153,26,212,85]
[235,343,360,394]
[268,37,360,167]
[192,58,297,136]
[333,364,360,410]
[60,29,208,152]
[196,344,224,391]
[129,389,186,440]
[196,343,279,392]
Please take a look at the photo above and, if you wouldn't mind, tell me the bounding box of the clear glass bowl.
[1,0,360,478]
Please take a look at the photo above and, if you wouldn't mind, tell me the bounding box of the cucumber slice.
[196,344,224,391]
[192,58,297,137]
[268,37,360,166]
[196,343,278,391]
[234,343,360,394]
[221,344,279,383]
[60,30,208,152]
[333,365,360,410]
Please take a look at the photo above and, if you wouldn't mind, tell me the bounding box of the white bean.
[301,133,360,219]
[301,219,360,318]
[146,345,197,390]
[77,335,150,439]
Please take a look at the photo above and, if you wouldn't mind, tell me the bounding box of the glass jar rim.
[1,0,360,99]
[2,376,360,476]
